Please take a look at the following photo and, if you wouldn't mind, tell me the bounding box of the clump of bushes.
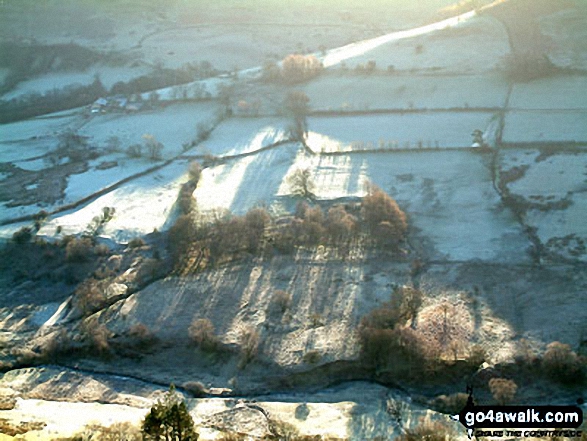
[182,381,208,398]
[361,185,408,249]
[239,326,260,369]
[542,341,585,384]
[188,318,220,352]
[142,385,198,441]
[489,378,518,405]
[263,54,323,84]
[65,236,95,263]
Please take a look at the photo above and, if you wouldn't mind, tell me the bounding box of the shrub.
[128,237,146,248]
[12,226,33,244]
[128,323,157,348]
[281,54,323,84]
[188,318,219,352]
[182,381,207,398]
[143,134,164,160]
[74,278,106,314]
[188,161,202,183]
[81,319,112,357]
[168,214,196,263]
[65,237,94,263]
[239,326,259,368]
[142,385,198,441]
[127,143,142,158]
[269,290,292,315]
[326,205,357,245]
[396,417,457,441]
[361,185,407,248]
[542,341,585,384]
[489,378,517,405]
[286,168,315,198]
[244,207,271,252]
[390,285,423,325]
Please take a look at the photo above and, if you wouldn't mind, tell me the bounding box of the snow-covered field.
[502,111,587,144]
[196,143,529,262]
[1,65,150,101]
[303,74,509,111]
[539,8,587,69]
[39,160,191,242]
[501,149,587,261]
[194,143,301,216]
[306,112,497,152]
[62,154,157,204]
[503,150,587,201]
[0,139,60,163]
[304,150,529,262]
[509,76,587,110]
[195,118,288,157]
[323,15,510,74]
[0,114,80,143]
[79,102,221,158]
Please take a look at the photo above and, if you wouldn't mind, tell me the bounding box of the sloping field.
[0,114,80,143]
[502,111,587,144]
[501,149,587,261]
[79,102,221,158]
[62,154,156,204]
[194,142,301,216]
[509,75,587,110]
[39,160,190,243]
[306,112,497,152]
[326,15,510,74]
[539,8,587,69]
[303,74,509,111]
[195,117,288,157]
[304,151,530,262]
[0,138,61,163]
[197,144,529,262]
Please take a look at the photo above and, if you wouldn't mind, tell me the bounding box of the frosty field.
[39,160,191,243]
[303,74,510,111]
[306,112,497,152]
[324,15,510,74]
[509,75,587,110]
[502,111,587,144]
[79,102,221,158]
[195,117,288,157]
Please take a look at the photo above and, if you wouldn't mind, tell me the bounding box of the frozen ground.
[79,102,221,158]
[194,143,301,216]
[0,139,61,163]
[306,150,530,262]
[0,114,80,144]
[509,75,587,110]
[303,74,509,111]
[501,149,587,261]
[62,154,156,204]
[323,15,510,74]
[502,111,587,144]
[306,112,497,152]
[196,142,529,263]
[539,8,587,70]
[195,117,288,157]
[39,160,191,243]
